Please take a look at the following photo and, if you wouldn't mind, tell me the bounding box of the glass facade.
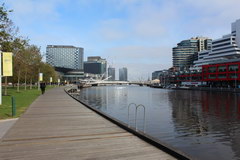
[46,45,84,70]
[84,62,102,74]
[84,56,107,77]
[173,37,211,70]
[108,67,115,81]
[119,67,128,81]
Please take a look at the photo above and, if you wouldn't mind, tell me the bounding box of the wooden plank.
[0,87,176,160]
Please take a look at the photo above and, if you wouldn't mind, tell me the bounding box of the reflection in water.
[78,86,240,160]
[168,91,240,159]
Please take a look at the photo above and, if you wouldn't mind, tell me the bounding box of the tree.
[12,44,43,91]
[0,3,18,52]
[25,45,42,89]
[1,3,57,92]
[13,48,26,92]
[0,3,27,94]
[10,38,29,87]
[40,62,58,84]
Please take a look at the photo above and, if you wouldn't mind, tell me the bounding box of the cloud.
[102,45,172,80]
[97,0,180,42]
[128,1,179,39]
[99,18,126,41]
[185,0,240,14]
[104,45,171,62]
[177,0,240,39]
[6,0,67,24]
[4,0,89,50]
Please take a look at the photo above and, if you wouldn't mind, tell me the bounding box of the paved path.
[0,87,175,160]
[0,118,18,139]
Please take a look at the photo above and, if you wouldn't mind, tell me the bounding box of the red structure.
[202,62,239,81]
[175,61,240,87]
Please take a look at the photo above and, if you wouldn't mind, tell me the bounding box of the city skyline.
[4,0,240,80]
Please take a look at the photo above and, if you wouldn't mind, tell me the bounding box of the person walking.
[40,82,46,94]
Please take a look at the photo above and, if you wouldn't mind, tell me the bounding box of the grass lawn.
[0,86,54,119]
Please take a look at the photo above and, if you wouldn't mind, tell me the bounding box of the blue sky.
[3,0,240,80]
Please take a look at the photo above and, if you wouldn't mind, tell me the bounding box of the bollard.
[12,96,16,117]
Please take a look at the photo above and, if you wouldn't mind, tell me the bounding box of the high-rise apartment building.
[46,45,84,70]
[108,67,115,81]
[173,37,211,70]
[119,67,128,81]
[84,56,107,77]
[194,19,240,66]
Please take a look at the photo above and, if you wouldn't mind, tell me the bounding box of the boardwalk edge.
[65,87,195,160]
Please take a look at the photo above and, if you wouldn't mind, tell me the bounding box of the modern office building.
[46,45,84,70]
[173,37,211,70]
[194,19,240,66]
[108,67,115,81]
[84,56,107,78]
[46,45,84,82]
[119,67,128,81]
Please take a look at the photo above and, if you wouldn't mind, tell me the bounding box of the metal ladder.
[128,103,146,132]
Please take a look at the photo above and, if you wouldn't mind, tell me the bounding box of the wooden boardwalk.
[0,87,175,160]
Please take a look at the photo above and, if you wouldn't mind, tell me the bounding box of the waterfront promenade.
[0,87,175,160]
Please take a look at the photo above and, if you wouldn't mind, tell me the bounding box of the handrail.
[128,103,146,133]
[128,103,137,127]
[135,104,146,132]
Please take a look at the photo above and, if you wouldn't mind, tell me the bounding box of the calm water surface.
[77,85,240,160]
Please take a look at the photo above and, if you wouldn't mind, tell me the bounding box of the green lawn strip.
[0,86,55,119]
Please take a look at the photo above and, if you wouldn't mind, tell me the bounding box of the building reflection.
[79,85,129,116]
[79,87,108,110]
[168,90,207,135]
[168,90,240,159]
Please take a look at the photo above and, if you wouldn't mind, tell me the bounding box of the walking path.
[0,118,18,139]
[0,87,175,160]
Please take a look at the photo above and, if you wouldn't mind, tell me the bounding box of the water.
[77,85,240,160]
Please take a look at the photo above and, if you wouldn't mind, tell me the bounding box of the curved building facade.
[46,45,84,70]
[173,37,211,70]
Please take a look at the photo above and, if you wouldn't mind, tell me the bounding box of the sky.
[3,0,240,80]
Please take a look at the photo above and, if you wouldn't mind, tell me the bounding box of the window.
[212,42,231,48]
[218,74,226,79]
[212,38,230,44]
[218,66,226,72]
[229,64,239,71]
[208,67,216,73]
[209,74,216,79]
[230,73,238,79]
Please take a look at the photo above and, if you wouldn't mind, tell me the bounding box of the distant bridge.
[84,80,150,87]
